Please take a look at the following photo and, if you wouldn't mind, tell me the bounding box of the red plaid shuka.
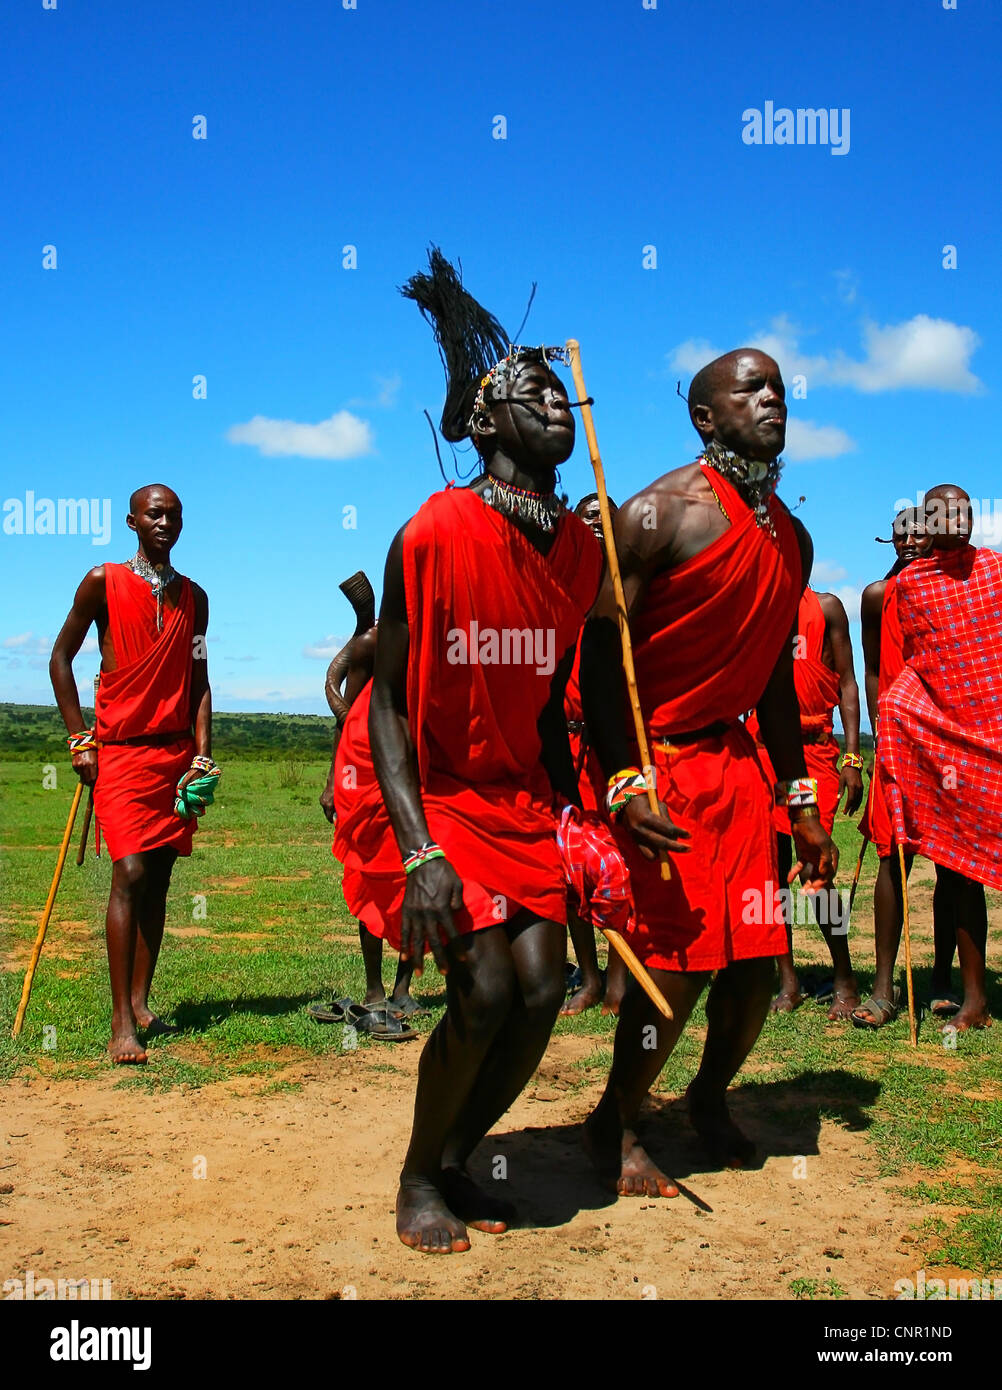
[556,806,635,936]
[879,545,1002,890]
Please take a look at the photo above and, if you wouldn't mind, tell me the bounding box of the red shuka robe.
[564,637,604,813]
[615,465,801,973]
[858,575,904,858]
[747,587,842,834]
[880,546,1002,890]
[93,564,196,861]
[333,487,602,947]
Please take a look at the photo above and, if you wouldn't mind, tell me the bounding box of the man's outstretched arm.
[368,526,463,971]
[579,495,689,857]
[49,568,105,787]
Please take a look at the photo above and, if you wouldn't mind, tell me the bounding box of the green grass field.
[1,744,1000,1280]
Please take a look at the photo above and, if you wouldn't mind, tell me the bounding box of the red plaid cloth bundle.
[555,805,636,935]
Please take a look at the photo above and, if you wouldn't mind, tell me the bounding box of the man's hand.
[71,749,98,787]
[320,776,337,824]
[838,764,864,816]
[399,857,467,974]
[790,816,839,891]
[621,794,691,858]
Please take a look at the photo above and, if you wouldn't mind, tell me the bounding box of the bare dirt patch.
[0,1034,924,1301]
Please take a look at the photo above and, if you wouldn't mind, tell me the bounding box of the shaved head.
[924,482,972,550]
[129,483,180,513]
[686,349,787,461]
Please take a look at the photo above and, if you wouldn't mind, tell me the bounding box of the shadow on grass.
[473,1069,881,1232]
[168,993,320,1033]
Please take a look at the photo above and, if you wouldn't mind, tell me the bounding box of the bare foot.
[600,979,626,1017]
[945,1006,992,1033]
[827,981,861,1021]
[396,1178,471,1254]
[770,988,805,1013]
[440,1167,515,1233]
[108,1032,148,1065]
[582,1113,678,1198]
[389,992,427,1018]
[561,981,602,1017]
[687,1082,755,1169]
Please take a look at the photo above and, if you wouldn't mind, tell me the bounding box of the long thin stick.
[603,928,673,1020]
[897,841,917,1047]
[846,749,878,921]
[76,788,94,867]
[12,782,84,1037]
[566,339,670,882]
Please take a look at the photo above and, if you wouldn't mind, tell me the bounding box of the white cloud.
[214,675,331,703]
[2,632,49,654]
[347,373,401,410]
[669,312,983,395]
[829,584,863,619]
[226,410,373,460]
[784,419,856,461]
[810,560,848,586]
[303,634,350,661]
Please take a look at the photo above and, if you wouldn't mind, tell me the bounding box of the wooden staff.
[897,842,917,1046]
[603,928,673,1020]
[12,781,84,1037]
[76,788,94,867]
[846,762,876,920]
[565,338,670,883]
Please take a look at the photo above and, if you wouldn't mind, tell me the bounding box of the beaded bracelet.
[403,842,446,875]
[191,755,221,776]
[606,772,649,817]
[775,776,819,809]
[67,730,97,753]
[840,752,864,770]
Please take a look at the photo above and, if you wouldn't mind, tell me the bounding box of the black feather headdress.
[400,247,511,443]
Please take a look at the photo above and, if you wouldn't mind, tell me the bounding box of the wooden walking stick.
[602,928,673,1020]
[897,841,918,1047]
[76,788,94,867]
[847,763,876,920]
[566,338,670,884]
[12,781,84,1037]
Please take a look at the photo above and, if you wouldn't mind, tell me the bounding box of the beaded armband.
[191,755,221,776]
[840,752,864,771]
[403,842,446,875]
[774,776,819,809]
[67,730,97,753]
[606,768,649,817]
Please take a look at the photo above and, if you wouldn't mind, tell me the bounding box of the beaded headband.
[468,344,570,435]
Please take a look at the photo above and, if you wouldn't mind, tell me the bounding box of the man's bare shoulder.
[188,579,208,604]
[861,578,887,620]
[617,461,705,534]
[78,566,107,599]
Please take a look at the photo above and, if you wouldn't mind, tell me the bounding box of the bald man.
[50,485,214,1063]
[879,484,997,1032]
[581,349,837,1192]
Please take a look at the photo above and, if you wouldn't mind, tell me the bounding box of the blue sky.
[2,0,999,726]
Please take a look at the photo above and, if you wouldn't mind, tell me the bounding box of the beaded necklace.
[701,441,783,536]
[125,551,179,632]
[484,473,564,534]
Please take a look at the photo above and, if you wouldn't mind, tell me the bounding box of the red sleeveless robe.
[880,546,1002,890]
[333,488,602,947]
[615,465,801,973]
[857,576,904,858]
[746,587,842,834]
[94,564,196,861]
